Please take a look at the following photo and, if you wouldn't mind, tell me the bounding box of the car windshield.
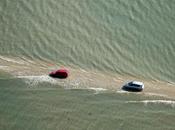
[128,82,141,87]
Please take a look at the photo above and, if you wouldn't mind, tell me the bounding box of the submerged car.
[122,81,144,92]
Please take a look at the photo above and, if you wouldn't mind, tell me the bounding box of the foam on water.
[126,100,175,107]
[144,92,168,98]
[89,87,107,94]
[17,74,108,94]
[17,75,58,86]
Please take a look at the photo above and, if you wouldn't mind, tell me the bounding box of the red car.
[49,69,69,79]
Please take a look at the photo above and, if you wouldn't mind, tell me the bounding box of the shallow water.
[0,78,175,130]
[1,0,175,129]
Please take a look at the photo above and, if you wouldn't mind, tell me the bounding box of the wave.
[126,100,175,107]
[0,56,28,65]
[17,75,108,94]
[0,65,8,69]
[88,87,107,94]
[17,75,58,86]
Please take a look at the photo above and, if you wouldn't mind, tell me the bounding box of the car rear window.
[129,83,141,87]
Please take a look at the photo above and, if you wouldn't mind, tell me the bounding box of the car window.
[129,83,141,87]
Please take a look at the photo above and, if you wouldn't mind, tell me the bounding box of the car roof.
[131,81,144,85]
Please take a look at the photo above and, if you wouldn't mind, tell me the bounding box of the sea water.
[0,0,175,129]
